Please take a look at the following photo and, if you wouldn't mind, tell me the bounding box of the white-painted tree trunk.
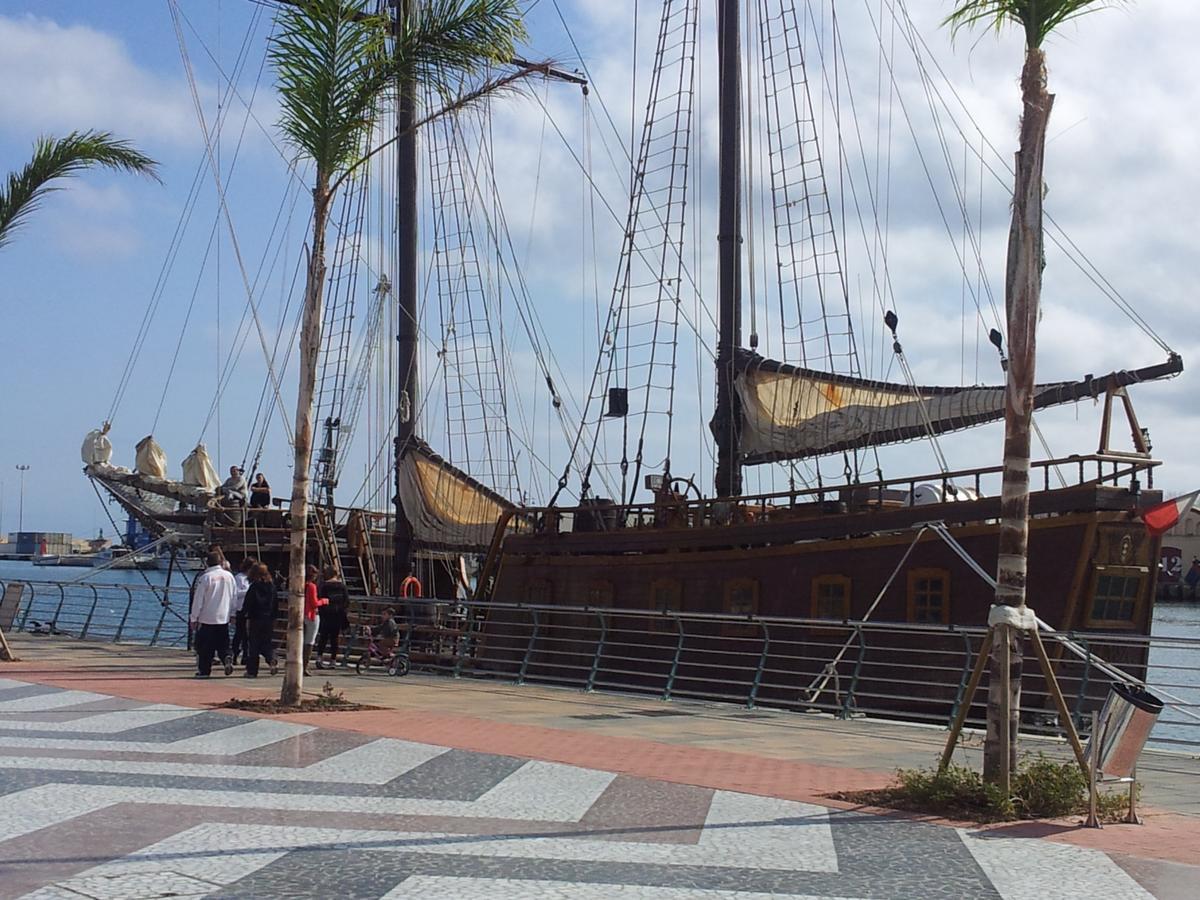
[280,183,330,707]
[984,48,1054,788]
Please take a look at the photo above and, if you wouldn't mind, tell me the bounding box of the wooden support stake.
[990,624,1015,792]
[0,624,14,662]
[940,629,993,771]
[1029,628,1089,778]
[1086,710,1101,828]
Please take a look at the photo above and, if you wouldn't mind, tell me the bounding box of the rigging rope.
[887,0,1173,355]
[109,1,267,427]
[168,0,295,447]
[925,520,1200,725]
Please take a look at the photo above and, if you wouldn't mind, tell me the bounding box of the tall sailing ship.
[82,0,1181,715]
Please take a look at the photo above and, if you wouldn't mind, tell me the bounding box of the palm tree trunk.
[281,182,331,706]
[984,47,1054,787]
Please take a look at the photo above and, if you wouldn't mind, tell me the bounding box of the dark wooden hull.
[480,485,1160,724]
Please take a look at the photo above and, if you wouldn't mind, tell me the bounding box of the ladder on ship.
[312,507,381,598]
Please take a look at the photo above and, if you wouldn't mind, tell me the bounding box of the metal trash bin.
[1085,683,1164,779]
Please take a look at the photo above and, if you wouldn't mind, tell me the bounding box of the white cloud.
[0,14,206,147]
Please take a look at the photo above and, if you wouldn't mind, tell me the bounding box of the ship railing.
[523,453,1160,535]
[4,579,1195,755]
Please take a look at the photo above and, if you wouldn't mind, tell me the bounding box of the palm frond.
[0,130,159,250]
[398,0,526,97]
[944,0,1128,48]
[270,0,526,181]
[270,0,390,179]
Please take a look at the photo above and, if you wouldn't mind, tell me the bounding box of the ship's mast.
[392,0,418,589]
[711,0,743,498]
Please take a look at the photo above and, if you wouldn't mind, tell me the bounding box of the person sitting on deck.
[220,466,248,507]
[249,472,272,509]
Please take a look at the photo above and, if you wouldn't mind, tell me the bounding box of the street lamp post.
[15,465,30,533]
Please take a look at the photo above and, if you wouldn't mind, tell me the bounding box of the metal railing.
[2,578,1196,753]
[334,595,1200,754]
[0,579,192,648]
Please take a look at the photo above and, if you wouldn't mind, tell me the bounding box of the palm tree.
[944,1,1126,788]
[0,130,158,250]
[271,0,527,705]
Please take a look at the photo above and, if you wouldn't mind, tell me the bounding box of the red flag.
[1142,489,1200,536]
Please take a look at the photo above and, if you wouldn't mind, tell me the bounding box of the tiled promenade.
[1,637,1197,899]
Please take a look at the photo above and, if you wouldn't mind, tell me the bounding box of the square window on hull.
[811,575,851,620]
[1087,566,1146,627]
[907,569,950,624]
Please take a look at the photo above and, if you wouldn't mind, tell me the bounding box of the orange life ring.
[399,575,423,598]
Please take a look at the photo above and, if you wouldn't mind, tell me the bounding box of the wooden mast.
[392,0,419,592]
[711,0,743,498]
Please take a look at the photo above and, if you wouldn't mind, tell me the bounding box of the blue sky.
[1,1,1198,539]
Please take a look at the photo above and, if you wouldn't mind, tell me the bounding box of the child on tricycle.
[354,606,409,676]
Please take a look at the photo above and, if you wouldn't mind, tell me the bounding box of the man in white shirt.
[190,551,237,677]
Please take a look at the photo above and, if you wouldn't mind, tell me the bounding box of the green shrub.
[893,764,1014,821]
[870,755,1133,823]
[1012,754,1087,818]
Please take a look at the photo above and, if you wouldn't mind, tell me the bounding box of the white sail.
[80,428,113,466]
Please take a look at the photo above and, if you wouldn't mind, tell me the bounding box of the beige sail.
[734,350,1182,464]
[397,440,526,552]
[134,435,168,478]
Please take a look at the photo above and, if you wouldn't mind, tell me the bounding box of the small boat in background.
[154,552,204,572]
[33,554,103,566]
[108,548,158,570]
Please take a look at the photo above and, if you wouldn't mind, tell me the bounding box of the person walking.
[315,566,349,669]
[190,551,236,677]
[230,557,255,665]
[242,562,279,677]
[303,564,328,676]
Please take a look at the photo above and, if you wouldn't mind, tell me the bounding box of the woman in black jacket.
[242,563,279,677]
[315,566,350,669]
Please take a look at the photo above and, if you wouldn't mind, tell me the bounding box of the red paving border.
[8,658,1200,868]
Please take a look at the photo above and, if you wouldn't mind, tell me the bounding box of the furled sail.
[735,350,1183,464]
[134,436,168,478]
[81,427,113,466]
[397,439,527,553]
[181,444,220,490]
